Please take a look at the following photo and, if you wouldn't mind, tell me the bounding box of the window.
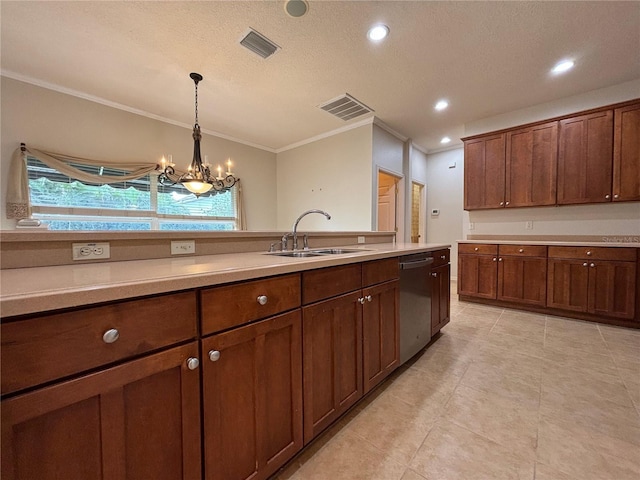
[27,157,239,231]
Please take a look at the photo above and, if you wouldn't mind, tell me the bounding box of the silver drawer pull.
[583,262,588,267]
[102,328,119,344]
[498,258,503,262]
[440,255,446,260]
[358,297,365,305]
[614,194,619,199]
[605,194,610,199]
[431,272,438,277]
[586,251,592,256]
[186,357,200,370]
[518,248,524,253]
[590,263,595,268]
[257,295,268,305]
[365,295,372,302]
[474,247,479,251]
[208,350,221,362]
[492,257,497,262]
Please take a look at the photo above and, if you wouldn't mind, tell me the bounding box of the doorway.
[411,182,424,243]
[377,171,401,234]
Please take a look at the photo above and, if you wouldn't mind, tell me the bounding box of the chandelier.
[158,72,238,196]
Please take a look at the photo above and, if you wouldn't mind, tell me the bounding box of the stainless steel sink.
[266,248,370,258]
[267,251,325,258]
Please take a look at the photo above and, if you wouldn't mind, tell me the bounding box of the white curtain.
[6,145,158,219]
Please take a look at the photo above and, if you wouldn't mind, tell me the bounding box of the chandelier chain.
[194,82,199,125]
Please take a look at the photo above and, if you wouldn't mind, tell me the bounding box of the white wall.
[276,125,373,231]
[0,77,278,230]
[425,148,465,279]
[410,147,428,244]
[462,80,640,239]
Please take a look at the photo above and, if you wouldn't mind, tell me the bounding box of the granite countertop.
[458,239,640,248]
[0,242,450,318]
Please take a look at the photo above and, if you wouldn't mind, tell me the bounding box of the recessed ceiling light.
[367,24,389,41]
[551,59,575,75]
[435,100,449,111]
[440,137,451,144]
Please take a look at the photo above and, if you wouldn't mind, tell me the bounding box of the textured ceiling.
[1,1,639,152]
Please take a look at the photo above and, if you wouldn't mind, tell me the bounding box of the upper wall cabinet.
[463,99,639,211]
[613,103,640,202]
[506,121,558,208]
[464,134,505,210]
[558,110,613,205]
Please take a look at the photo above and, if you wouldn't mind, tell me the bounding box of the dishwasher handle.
[399,257,434,269]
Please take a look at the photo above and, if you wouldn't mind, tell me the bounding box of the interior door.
[377,171,399,233]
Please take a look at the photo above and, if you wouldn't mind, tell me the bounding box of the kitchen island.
[1,241,450,480]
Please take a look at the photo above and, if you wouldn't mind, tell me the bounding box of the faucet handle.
[269,241,283,252]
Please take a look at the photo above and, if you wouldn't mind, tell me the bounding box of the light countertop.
[0,243,449,318]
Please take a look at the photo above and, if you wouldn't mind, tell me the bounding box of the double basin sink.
[267,248,370,258]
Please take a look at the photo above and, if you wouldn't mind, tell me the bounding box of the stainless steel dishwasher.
[399,252,434,364]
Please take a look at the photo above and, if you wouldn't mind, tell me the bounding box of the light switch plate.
[171,240,195,255]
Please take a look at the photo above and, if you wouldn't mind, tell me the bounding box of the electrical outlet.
[357,236,366,244]
[469,222,475,230]
[171,240,195,255]
[72,242,110,260]
[525,221,533,230]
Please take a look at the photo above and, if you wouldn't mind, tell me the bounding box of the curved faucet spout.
[292,209,331,250]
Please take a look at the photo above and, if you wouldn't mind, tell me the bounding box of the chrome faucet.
[291,209,331,250]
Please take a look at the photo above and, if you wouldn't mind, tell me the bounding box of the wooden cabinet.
[505,121,558,207]
[302,291,363,444]
[431,249,451,335]
[458,243,498,299]
[613,102,640,202]
[557,110,614,204]
[497,245,547,306]
[362,280,399,394]
[201,310,303,480]
[464,133,505,210]
[547,247,637,320]
[1,343,202,480]
[301,258,400,443]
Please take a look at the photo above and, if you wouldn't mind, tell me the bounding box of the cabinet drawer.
[458,243,498,255]
[1,291,198,395]
[201,274,301,335]
[548,246,637,262]
[302,264,362,305]
[432,249,450,267]
[362,258,399,286]
[498,245,547,257]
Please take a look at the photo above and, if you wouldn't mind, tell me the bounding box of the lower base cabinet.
[302,291,363,444]
[202,310,303,480]
[497,254,547,306]
[1,343,202,480]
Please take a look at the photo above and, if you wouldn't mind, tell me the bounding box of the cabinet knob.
[208,350,221,362]
[518,248,524,253]
[441,255,446,260]
[102,328,119,344]
[500,201,504,206]
[614,194,619,199]
[365,295,372,302]
[498,258,503,262]
[474,247,479,251]
[257,295,268,305]
[505,201,510,206]
[431,272,438,277]
[590,263,595,268]
[605,194,610,199]
[186,357,200,370]
[358,297,365,305]
[583,262,588,267]
[586,251,592,256]
[492,257,497,262]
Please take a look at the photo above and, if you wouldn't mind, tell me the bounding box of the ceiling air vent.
[318,94,374,121]
[240,29,280,59]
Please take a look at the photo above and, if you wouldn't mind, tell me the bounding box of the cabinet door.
[202,310,303,480]
[464,134,506,210]
[505,121,558,207]
[546,259,590,312]
[362,280,399,394]
[558,110,614,204]
[1,343,201,480]
[613,103,640,202]
[431,264,451,336]
[589,261,636,320]
[458,254,498,299]
[498,256,547,306]
[302,291,363,444]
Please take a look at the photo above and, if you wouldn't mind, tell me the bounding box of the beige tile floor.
[275,283,640,480]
